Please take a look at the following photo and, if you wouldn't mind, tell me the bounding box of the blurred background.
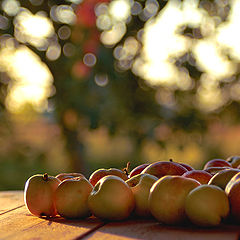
[0,0,240,190]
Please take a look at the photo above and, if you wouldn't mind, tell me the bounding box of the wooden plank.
[0,191,24,215]
[84,219,240,240]
[0,204,105,240]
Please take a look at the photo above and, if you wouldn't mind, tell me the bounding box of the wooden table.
[1,191,240,240]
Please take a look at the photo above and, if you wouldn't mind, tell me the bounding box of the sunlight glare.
[217,0,240,61]
[193,39,236,79]
[15,9,54,47]
[0,46,53,113]
[109,0,131,22]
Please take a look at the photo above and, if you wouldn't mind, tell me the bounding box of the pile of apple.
[24,156,240,227]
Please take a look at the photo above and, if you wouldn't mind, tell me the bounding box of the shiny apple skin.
[203,159,232,170]
[149,175,200,225]
[179,163,194,171]
[225,172,240,222]
[126,173,158,217]
[55,173,85,182]
[128,164,150,178]
[182,170,212,185]
[88,175,135,221]
[55,177,93,219]
[226,156,240,168]
[204,166,232,176]
[208,168,240,190]
[89,168,128,186]
[185,184,230,227]
[24,174,61,217]
[142,161,188,178]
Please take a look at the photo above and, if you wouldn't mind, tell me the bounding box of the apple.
[89,168,128,186]
[225,172,240,222]
[204,166,231,176]
[128,163,150,178]
[203,159,232,170]
[88,175,135,221]
[182,170,212,184]
[54,177,93,219]
[208,168,240,190]
[148,175,200,225]
[226,156,240,168]
[185,184,230,227]
[142,161,188,179]
[24,173,61,217]
[126,173,158,217]
[55,173,85,181]
[178,162,194,171]
[168,159,194,171]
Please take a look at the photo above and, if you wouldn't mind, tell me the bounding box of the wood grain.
[0,191,24,215]
[0,191,239,240]
[0,198,105,240]
[85,218,240,240]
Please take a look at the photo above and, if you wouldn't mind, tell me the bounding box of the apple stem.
[123,162,130,176]
[43,173,49,181]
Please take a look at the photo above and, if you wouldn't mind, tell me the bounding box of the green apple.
[208,168,240,190]
[148,175,200,225]
[89,168,128,186]
[225,172,240,222]
[88,175,135,221]
[185,184,230,227]
[54,177,93,219]
[126,173,158,217]
[24,173,61,217]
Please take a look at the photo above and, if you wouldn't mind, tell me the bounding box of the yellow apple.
[208,168,240,190]
[88,175,135,221]
[24,173,61,217]
[225,172,240,222]
[185,184,230,227]
[126,173,158,217]
[54,177,93,219]
[148,175,200,225]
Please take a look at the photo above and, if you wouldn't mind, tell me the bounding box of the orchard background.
[0,0,240,190]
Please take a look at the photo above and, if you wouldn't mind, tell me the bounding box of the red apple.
[55,173,86,182]
[54,177,93,219]
[178,163,194,171]
[128,163,149,178]
[203,159,232,170]
[89,168,128,186]
[88,175,135,220]
[142,161,188,178]
[182,170,212,184]
[24,173,61,217]
[149,175,200,225]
